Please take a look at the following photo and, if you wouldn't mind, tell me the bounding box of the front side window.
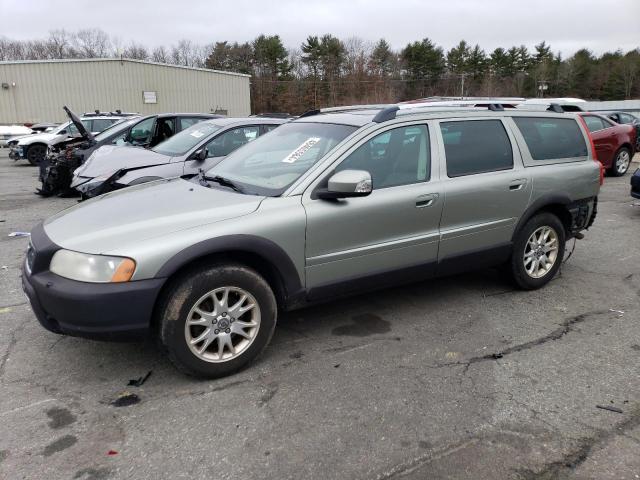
[205,126,260,157]
[441,120,513,177]
[207,122,357,196]
[582,115,606,133]
[152,121,221,156]
[619,113,635,124]
[337,125,430,189]
[129,117,155,145]
[513,117,588,160]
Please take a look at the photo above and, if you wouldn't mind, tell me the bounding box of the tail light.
[578,116,604,186]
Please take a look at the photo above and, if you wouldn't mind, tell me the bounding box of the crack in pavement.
[515,405,640,479]
[0,323,27,381]
[430,310,612,374]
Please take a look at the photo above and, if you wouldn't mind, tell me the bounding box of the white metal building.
[0,58,251,124]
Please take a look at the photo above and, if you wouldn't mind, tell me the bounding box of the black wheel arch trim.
[154,234,304,305]
[512,194,573,241]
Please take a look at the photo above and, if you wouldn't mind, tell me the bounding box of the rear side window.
[92,118,116,132]
[180,117,203,130]
[441,120,513,177]
[513,117,588,160]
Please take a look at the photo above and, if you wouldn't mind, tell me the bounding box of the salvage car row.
[5,102,638,202]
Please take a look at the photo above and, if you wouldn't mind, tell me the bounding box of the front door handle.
[509,179,527,191]
[416,193,439,208]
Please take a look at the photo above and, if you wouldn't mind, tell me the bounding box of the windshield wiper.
[198,170,243,193]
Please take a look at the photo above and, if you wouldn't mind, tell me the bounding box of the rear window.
[441,120,513,177]
[513,117,587,160]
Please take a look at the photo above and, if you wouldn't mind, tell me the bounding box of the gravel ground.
[1,149,639,480]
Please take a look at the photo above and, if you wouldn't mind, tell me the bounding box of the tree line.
[1,29,638,114]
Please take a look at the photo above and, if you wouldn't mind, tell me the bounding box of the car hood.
[64,106,94,142]
[17,132,60,145]
[73,145,170,179]
[43,178,265,253]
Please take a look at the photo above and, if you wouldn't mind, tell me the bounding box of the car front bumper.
[21,223,165,341]
[8,146,24,160]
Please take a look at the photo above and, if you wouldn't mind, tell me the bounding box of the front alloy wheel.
[185,287,260,363]
[158,263,277,378]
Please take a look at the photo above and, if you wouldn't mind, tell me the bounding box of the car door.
[302,122,443,295]
[182,125,262,175]
[581,115,616,168]
[435,118,531,267]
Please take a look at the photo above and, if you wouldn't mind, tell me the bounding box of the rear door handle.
[416,193,439,208]
[509,179,527,191]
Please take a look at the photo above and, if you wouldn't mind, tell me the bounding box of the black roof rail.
[488,103,504,111]
[299,109,321,118]
[547,103,564,113]
[372,106,399,123]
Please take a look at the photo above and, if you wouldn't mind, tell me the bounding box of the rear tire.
[609,147,632,177]
[158,263,277,378]
[509,213,565,290]
[26,144,47,165]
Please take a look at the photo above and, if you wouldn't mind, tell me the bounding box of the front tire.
[509,213,565,290]
[26,144,47,165]
[609,147,632,177]
[158,263,277,378]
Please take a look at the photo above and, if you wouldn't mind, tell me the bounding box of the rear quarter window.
[513,117,587,160]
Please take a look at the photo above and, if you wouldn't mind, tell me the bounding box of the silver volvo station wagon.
[22,103,602,378]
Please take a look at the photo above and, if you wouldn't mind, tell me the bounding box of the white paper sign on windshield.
[282,137,320,163]
[190,130,205,138]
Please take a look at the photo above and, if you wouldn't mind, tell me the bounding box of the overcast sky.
[1,0,638,56]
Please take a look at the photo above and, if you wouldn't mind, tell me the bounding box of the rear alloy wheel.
[610,147,631,177]
[158,263,277,378]
[26,144,47,165]
[509,212,565,290]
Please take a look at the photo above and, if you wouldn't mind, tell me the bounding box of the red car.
[578,112,636,176]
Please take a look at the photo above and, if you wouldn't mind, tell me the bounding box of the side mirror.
[59,129,67,135]
[193,148,207,161]
[316,169,372,200]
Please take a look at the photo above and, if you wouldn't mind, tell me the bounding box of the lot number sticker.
[282,137,320,163]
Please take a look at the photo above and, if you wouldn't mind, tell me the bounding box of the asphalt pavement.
[1,149,639,480]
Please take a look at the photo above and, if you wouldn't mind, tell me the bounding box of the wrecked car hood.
[64,106,94,142]
[43,178,265,253]
[73,145,170,179]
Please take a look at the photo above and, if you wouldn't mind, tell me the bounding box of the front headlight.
[74,171,117,192]
[50,250,136,283]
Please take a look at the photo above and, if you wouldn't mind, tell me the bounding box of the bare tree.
[123,42,149,60]
[72,29,112,58]
[151,45,169,63]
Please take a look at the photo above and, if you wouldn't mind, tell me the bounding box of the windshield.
[206,122,358,196]
[94,117,139,142]
[152,121,221,156]
[52,122,72,134]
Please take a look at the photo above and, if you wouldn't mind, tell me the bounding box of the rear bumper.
[22,224,165,341]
